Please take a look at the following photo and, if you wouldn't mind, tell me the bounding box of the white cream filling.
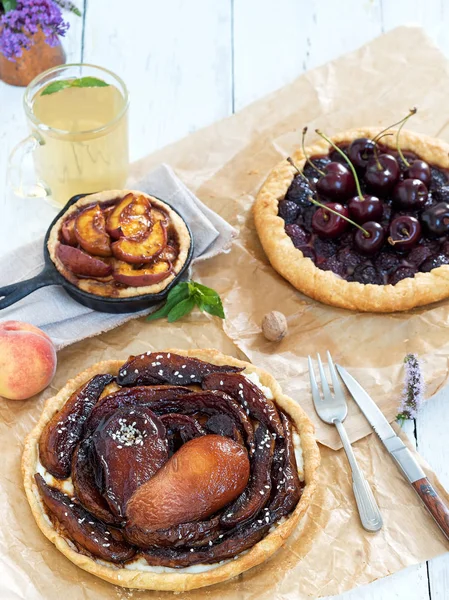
[243,372,274,399]
[34,375,305,574]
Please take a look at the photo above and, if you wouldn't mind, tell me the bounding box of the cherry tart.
[22,350,319,592]
[47,190,191,298]
[254,128,449,312]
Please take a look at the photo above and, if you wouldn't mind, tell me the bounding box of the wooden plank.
[416,387,449,599]
[0,7,83,253]
[233,0,382,111]
[82,0,233,161]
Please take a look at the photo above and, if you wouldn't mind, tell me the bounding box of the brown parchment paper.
[3,25,449,600]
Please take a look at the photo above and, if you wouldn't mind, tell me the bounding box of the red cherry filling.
[365,154,400,194]
[348,195,383,224]
[311,203,349,239]
[315,163,356,202]
[354,221,385,256]
[393,178,428,210]
[388,216,421,252]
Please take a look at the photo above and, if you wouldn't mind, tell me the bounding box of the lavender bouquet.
[397,353,425,423]
[0,0,80,61]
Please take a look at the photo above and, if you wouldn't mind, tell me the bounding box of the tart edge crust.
[47,189,192,298]
[254,127,449,312]
[22,349,320,592]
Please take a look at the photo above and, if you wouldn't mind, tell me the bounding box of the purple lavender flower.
[397,353,425,422]
[0,0,70,61]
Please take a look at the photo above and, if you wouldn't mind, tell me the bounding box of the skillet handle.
[0,265,59,309]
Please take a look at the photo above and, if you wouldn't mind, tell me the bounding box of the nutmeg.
[262,311,288,342]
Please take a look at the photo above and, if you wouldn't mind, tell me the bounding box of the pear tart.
[255,128,449,312]
[47,190,191,298]
[23,350,319,592]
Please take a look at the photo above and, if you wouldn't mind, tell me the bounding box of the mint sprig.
[41,77,109,96]
[147,281,225,323]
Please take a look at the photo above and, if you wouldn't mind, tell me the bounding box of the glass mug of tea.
[9,64,129,206]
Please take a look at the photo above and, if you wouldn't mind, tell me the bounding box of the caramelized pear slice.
[111,220,166,264]
[34,474,135,563]
[202,372,284,436]
[126,435,249,532]
[61,215,77,246]
[75,204,112,257]
[106,193,152,240]
[84,385,193,437]
[93,406,168,517]
[57,245,113,278]
[39,374,114,478]
[112,259,172,287]
[220,425,274,528]
[86,388,255,455]
[160,413,205,455]
[117,351,244,386]
[124,515,221,549]
[72,438,118,524]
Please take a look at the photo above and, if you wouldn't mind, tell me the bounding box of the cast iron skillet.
[0,193,194,313]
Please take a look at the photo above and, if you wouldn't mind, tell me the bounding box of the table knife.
[336,364,449,541]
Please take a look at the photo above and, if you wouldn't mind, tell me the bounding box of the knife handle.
[412,477,449,540]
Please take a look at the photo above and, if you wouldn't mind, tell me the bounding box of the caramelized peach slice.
[106,193,152,240]
[151,207,169,223]
[112,259,172,287]
[126,435,250,532]
[111,220,167,264]
[61,215,77,246]
[159,245,178,262]
[57,245,113,278]
[75,204,112,257]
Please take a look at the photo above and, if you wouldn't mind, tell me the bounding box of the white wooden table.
[1,2,449,598]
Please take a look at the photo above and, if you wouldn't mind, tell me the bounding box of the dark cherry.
[297,246,316,262]
[393,178,428,210]
[388,216,421,252]
[353,264,382,285]
[420,254,449,272]
[348,194,383,224]
[285,224,310,248]
[353,221,386,256]
[347,138,376,171]
[389,266,418,286]
[405,159,431,186]
[365,154,400,194]
[421,202,449,237]
[311,203,349,239]
[278,200,300,224]
[315,162,356,202]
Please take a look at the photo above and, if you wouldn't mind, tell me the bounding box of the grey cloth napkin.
[0,164,236,350]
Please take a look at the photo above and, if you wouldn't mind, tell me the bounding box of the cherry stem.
[307,195,370,237]
[302,127,325,176]
[396,108,417,168]
[315,129,364,200]
[286,157,308,181]
[388,228,412,246]
[372,108,417,145]
[372,132,393,170]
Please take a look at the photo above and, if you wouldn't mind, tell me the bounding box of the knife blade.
[336,364,449,541]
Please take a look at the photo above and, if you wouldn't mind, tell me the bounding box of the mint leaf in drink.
[41,77,109,96]
[146,280,225,323]
[40,80,73,96]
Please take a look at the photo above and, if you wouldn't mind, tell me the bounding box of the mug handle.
[8,132,50,199]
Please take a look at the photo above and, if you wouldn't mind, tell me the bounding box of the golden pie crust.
[47,190,192,298]
[254,127,449,312]
[22,349,320,592]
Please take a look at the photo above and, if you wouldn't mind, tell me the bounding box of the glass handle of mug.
[8,132,50,198]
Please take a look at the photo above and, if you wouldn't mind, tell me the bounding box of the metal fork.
[308,351,383,532]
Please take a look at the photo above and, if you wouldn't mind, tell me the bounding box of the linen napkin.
[0,164,236,350]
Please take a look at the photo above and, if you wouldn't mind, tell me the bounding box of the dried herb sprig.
[396,353,425,424]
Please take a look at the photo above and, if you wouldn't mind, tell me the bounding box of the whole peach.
[0,321,57,400]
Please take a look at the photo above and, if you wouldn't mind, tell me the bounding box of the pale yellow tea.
[31,83,128,205]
